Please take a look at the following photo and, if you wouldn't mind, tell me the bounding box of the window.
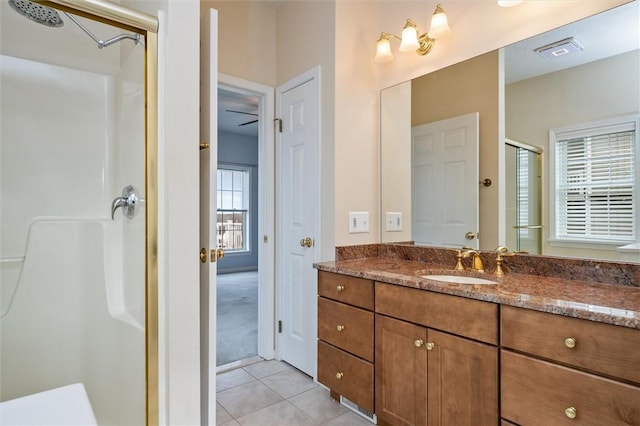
[550,116,638,245]
[217,166,250,251]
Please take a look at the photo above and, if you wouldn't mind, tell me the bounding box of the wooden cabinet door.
[375,314,428,426]
[426,329,499,426]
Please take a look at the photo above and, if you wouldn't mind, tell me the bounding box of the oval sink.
[422,275,497,285]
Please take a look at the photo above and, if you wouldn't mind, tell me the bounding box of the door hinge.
[274,118,283,133]
[278,320,282,333]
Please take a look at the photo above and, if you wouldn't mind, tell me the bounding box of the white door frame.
[275,66,322,378]
[218,73,276,360]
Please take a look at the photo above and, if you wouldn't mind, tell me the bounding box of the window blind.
[555,123,636,242]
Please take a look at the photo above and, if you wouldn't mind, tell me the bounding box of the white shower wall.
[0,44,146,425]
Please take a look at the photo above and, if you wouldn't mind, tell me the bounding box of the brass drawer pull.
[414,339,424,348]
[564,337,577,349]
[336,372,344,379]
[565,407,577,419]
[336,324,345,332]
[426,342,435,351]
[336,285,345,292]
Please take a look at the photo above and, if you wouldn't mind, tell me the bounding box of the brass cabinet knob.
[336,324,345,332]
[200,248,207,264]
[564,337,577,349]
[336,285,345,292]
[300,237,313,248]
[416,340,435,350]
[336,372,344,379]
[565,407,577,419]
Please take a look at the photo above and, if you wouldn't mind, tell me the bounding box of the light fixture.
[375,4,451,63]
[497,1,523,7]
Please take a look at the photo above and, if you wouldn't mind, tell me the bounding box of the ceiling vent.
[534,37,584,60]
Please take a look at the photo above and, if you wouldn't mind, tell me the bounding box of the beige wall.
[506,50,640,260]
[276,1,337,259]
[203,1,276,87]
[334,1,380,246]
[411,51,501,250]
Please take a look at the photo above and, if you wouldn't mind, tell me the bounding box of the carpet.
[216,271,259,366]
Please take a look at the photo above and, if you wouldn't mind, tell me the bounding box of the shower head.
[8,0,64,28]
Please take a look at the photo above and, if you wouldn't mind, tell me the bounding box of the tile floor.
[216,359,374,426]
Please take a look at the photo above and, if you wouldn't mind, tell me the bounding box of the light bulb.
[375,34,393,63]
[399,20,420,52]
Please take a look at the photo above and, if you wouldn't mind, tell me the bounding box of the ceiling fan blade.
[226,109,258,117]
[238,119,259,127]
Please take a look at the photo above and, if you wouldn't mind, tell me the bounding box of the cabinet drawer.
[502,350,640,426]
[318,341,374,412]
[375,282,498,344]
[318,297,374,361]
[501,305,640,384]
[318,271,374,310]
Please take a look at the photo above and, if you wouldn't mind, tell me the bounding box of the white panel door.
[277,69,319,377]
[412,113,479,248]
[199,8,218,426]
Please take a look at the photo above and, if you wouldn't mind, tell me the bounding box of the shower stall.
[0,1,158,424]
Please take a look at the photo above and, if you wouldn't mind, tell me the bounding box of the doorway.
[216,75,275,369]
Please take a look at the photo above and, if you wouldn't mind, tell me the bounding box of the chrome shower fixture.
[8,0,64,27]
[8,0,141,48]
[63,12,141,49]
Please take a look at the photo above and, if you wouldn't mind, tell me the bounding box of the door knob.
[111,185,139,220]
[210,248,225,263]
[299,237,313,247]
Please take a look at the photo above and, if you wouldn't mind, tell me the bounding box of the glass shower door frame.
[46,1,159,423]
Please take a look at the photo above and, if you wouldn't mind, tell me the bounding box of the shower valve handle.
[111,185,139,220]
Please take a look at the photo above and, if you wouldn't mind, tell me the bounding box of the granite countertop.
[314,256,640,329]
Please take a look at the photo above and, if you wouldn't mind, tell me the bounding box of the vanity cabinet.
[501,305,640,425]
[375,282,499,426]
[317,271,375,412]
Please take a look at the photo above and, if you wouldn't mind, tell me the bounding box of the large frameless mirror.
[380,1,639,262]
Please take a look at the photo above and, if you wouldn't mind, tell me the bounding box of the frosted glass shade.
[375,37,393,63]
[399,25,419,52]
[428,7,450,39]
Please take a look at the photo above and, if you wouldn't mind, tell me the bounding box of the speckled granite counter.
[313,244,640,329]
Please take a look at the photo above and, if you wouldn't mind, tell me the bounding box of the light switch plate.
[348,212,369,233]
[385,212,402,232]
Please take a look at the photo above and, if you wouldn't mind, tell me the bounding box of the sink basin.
[422,275,497,285]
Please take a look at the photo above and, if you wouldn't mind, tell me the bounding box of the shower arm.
[63,12,140,49]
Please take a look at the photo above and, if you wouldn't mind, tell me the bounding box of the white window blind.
[554,120,636,243]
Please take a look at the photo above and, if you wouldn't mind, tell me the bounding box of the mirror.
[380,1,640,262]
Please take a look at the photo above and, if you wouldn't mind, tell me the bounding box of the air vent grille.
[534,37,584,60]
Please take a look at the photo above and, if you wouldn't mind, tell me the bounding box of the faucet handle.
[453,249,465,270]
[493,247,517,276]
